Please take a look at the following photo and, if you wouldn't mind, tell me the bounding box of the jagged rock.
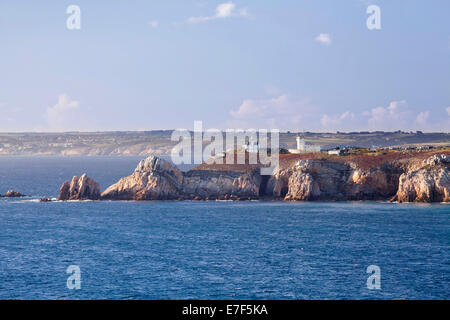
[58,174,100,200]
[93,152,450,203]
[58,182,70,200]
[272,159,402,201]
[182,170,261,199]
[394,167,449,203]
[101,155,262,200]
[101,156,183,200]
[423,154,449,167]
[4,190,25,197]
[40,198,53,202]
[285,172,319,200]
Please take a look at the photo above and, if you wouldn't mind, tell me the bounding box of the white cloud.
[230,94,314,129]
[321,111,355,129]
[363,100,439,131]
[315,33,331,45]
[415,111,429,125]
[187,1,248,23]
[446,106,450,116]
[149,20,158,28]
[46,94,79,130]
[365,100,409,130]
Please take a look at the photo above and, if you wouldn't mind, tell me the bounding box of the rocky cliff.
[267,159,402,201]
[392,154,449,203]
[58,152,450,203]
[101,156,184,200]
[100,156,261,200]
[58,174,100,200]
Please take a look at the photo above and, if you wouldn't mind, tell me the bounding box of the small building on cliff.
[288,135,321,154]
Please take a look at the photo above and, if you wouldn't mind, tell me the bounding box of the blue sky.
[0,0,449,132]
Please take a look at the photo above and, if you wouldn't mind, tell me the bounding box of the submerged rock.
[58,174,100,200]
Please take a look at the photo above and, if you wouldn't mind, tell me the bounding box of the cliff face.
[61,153,449,203]
[101,156,183,200]
[393,154,449,203]
[58,174,100,200]
[267,159,402,201]
[182,170,261,199]
[100,156,261,200]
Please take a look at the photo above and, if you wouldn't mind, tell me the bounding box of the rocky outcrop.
[182,170,261,199]
[101,156,183,200]
[268,158,408,201]
[58,174,100,200]
[101,155,261,200]
[58,153,449,203]
[392,154,449,203]
[2,190,25,198]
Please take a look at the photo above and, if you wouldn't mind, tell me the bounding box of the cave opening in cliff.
[259,175,270,196]
[280,186,288,198]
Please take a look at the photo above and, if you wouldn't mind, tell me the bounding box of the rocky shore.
[56,152,449,203]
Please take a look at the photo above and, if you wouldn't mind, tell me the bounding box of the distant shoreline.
[0,131,449,156]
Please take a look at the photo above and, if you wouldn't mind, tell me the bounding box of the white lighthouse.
[296,136,306,152]
[289,134,321,154]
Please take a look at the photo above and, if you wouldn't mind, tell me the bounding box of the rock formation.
[100,155,262,200]
[58,174,100,200]
[182,170,261,199]
[3,190,25,197]
[57,152,450,203]
[392,154,449,203]
[101,156,183,200]
[268,159,401,201]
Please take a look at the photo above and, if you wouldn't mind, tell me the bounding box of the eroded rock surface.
[393,154,449,203]
[101,156,183,200]
[60,153,450,203]
[58,174,100,200]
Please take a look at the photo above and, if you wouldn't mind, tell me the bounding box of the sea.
[0,156,448,299]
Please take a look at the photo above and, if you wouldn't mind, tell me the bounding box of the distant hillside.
[0,131,448,156]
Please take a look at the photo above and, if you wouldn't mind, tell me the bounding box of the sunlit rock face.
[393,154,449,203]
[58,174,100,200]
[101,156,184,200]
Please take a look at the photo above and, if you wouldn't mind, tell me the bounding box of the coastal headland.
[56,149,449,203]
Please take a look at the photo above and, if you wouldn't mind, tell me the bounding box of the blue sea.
[0,156,448,300]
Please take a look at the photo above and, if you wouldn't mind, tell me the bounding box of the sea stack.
[57,174,101,200]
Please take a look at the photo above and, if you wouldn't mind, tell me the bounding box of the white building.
[288,135,321,154]
[328,148,347,156]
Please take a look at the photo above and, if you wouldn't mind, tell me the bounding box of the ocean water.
[0,156,448,300]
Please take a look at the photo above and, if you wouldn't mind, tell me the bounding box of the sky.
[0,0,449,132]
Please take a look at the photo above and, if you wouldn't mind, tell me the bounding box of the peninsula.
[56,149,449,203]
